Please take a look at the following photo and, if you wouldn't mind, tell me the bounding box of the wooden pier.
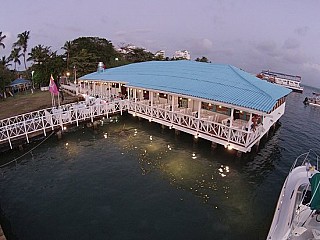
[0,98,127,150]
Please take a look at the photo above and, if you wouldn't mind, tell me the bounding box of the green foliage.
[28,45,65,87]
[13,31,30,70]
[0,32,6,51]
[67,37,121,76]
[124,47,155,63]
[195,56,210,63]
[9,48,22,70]
[0,65,15,91]
[1,32,166,90]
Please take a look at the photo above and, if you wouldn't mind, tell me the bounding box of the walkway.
[0,96,265,152]
[0,99,127,149]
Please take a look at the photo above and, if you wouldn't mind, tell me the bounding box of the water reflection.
[95,117,258,230]
[0,113,289,239]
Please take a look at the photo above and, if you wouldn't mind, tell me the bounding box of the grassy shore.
[0,90,79,120]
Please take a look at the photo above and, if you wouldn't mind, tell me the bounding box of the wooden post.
[93,121,99,129]
[211,142,217,150]
[236,150,242,158]
[56,130,62,139]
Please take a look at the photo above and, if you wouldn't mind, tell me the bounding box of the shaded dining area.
[123,85,267,152]
[77,60,291,153]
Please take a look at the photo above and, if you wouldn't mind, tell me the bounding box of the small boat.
[257,70,303,93]
[267,150,320,240]
[303,93,320,107]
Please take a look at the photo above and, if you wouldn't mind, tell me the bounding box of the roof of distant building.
[10,78,32,86]
[80,60,291,113]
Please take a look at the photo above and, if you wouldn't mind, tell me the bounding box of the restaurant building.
[78,60,291,153]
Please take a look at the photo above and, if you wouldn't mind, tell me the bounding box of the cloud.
[294,26,309,36]
[282,51,307,65]
[187,38,214,57]
[255,41,280,58]
[303,62,320,72]
[283,38,300,50]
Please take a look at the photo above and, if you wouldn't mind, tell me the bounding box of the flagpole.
[51,92,54,107]
[57,92,60,106]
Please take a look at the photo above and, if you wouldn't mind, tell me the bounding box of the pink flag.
[49,75,59,95]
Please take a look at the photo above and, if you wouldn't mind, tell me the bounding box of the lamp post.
[74,65,78,95]
[30,70,35,93]
[66,71,70,84]
[31,70,35,89]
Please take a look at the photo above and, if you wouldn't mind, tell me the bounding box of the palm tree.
[0,32,6,51]
[13,30,30,70]
[9,48,22,70]
[61,41,73,70]
[0,56,11,67]
[27,45,51,64]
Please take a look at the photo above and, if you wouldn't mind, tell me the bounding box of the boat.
[267,150,320,240]
[257,70,303,93]
[304,93,320,107]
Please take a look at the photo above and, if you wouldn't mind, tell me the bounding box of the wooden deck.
[0,97,264,153]
[0,99,127,150]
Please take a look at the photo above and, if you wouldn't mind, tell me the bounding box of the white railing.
[128,101,263,149]
[0,99,128,149]
[0,98,263,152]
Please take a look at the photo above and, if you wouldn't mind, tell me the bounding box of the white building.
[117,44,137,54]
[173,50,191,60]
[155,50,165,59]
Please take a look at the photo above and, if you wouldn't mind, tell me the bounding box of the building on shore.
[78,60,291,153]
[173,50,191,60]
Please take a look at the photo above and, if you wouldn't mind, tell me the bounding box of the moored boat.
[304,93,320,107]
[267,150,320,240]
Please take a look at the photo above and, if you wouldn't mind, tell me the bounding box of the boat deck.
[291,206,320,239]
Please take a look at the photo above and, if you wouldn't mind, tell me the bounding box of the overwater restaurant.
[78,60,291,153]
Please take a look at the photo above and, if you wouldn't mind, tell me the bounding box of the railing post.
[5,126,12,149]
[41,112,47,136]
[90,106,94,122]
[75,108,79,126]
[22,114,30,143]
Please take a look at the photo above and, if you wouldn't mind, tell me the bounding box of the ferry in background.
[257,70,303,93]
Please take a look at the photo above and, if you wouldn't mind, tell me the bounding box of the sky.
[1,0,320,88]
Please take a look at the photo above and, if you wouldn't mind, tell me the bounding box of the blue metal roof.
[80,60,291,113]
[10,78,31,86]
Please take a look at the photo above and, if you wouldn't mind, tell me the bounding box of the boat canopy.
[310,173,320,210]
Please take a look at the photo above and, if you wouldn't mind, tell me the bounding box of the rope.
[0,131,55,169]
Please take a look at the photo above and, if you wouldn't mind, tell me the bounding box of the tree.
[9,48,22,70]
[119,45,155,63]
[61,40,73,71]
[0,32,6,51]
[195,56,210,63]
[28,45,64,87]
[0,56,11,68]
[13,31,30,70]
[28,45,51,65]
[69,37,120,73]
[0,55,15,98]
[69,49,98,77]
